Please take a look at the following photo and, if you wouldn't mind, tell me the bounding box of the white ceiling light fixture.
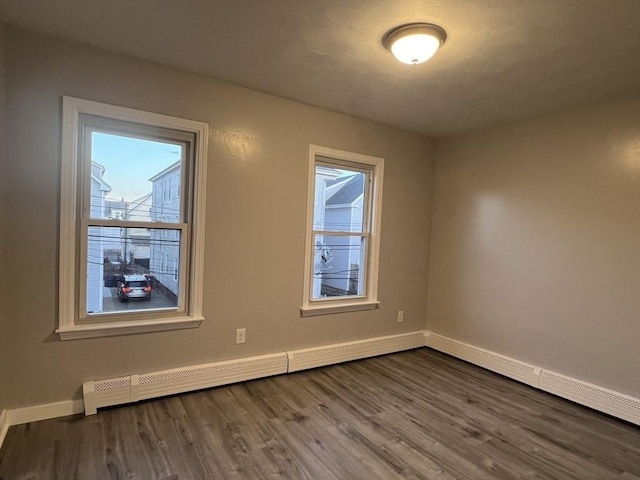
[383,23,447,65]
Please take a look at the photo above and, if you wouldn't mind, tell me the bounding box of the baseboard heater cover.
[424,331,640,425]
[81,330,638,425]
[538,370,640,425]
[83,352,288,415]
[424,332,539,387]
[82,331,426,415]
[287,331,426,372]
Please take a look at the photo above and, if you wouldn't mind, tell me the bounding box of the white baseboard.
[7,399,84,426]
[0,331,426,438]
[537,370,640,425]
[0,400,84,450]
[2,328,637,453]
[83,352,289,415]
[425,331,540,387]
[84,332,425,414]
[424,331,640,425]
[287,331,426,372]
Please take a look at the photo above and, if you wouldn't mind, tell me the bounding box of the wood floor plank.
[1,348,639,480]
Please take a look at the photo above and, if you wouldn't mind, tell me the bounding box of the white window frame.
[57,97,208,340]
[301,145,384,316]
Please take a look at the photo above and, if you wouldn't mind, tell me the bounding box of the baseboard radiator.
[83,352,289,415]
[83,331,424,415]
[82,330,639,425]
[424,331,640,425]
[287,331,426,372]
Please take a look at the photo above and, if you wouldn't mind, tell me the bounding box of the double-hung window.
[57,97,208,339]
[301,145,384,316]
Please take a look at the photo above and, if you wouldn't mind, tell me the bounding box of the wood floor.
[1,348,638,480]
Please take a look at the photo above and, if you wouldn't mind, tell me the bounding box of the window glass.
[311,164,369,300]
[86,226,181,315]
[89,132,182,223]
[313,234,365,298]
[84,126,187,318]
[313,168,366,233]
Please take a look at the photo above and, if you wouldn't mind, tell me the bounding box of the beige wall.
[428,97,640,396]
[4,25,637,411]
[2,27,435,408]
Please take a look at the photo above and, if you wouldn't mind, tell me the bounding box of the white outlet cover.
[236,328,246,344]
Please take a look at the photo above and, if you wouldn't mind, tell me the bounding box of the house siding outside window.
[149,162,181,301]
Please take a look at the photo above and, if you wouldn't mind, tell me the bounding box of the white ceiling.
[1,0,639,137]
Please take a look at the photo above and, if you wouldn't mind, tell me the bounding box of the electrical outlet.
[397,310,404,322]
[236,328,246,344]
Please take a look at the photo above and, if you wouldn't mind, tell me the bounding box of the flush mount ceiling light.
[382,23,447,65]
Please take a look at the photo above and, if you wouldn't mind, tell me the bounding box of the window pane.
[313,167,366,232]
[89,132,183,223]
[86,227,181,314]
[312,234,365,299]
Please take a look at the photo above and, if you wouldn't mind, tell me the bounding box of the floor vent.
[287,331,425,373]
[83,352,288,415]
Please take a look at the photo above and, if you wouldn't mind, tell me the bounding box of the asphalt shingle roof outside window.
[326,175,364,205]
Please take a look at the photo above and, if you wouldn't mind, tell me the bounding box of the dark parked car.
[116,275,152,302]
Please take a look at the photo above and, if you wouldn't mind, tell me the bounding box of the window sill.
[56,316,203,340]
[300,301,380,317]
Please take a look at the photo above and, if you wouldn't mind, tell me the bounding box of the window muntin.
[58,97,208,339]
[302,146,383,316]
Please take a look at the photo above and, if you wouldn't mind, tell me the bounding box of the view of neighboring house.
[313,168,365,297]
[323,174,365,295]
[126,193,152,269]
[149,161,181,300]
[86,161,177,312]
[102,199,127,263]
[101,193,152,269]
[86,162,111,313]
